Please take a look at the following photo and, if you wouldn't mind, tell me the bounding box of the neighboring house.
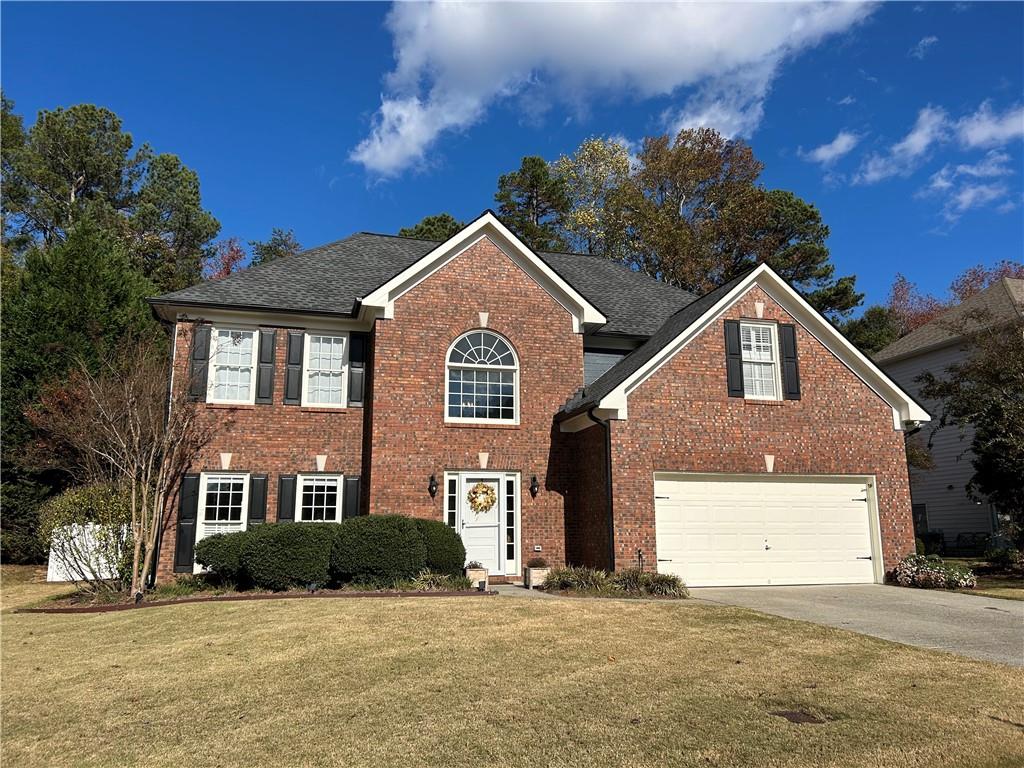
[875,277,1024,550]
[147,212,927,587]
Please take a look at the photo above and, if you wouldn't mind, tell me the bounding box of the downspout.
[587,406,616,571]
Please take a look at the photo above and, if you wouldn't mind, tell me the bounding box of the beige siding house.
[876,277,1024,549]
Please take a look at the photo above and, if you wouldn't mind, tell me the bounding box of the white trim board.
[596,263,930,430]
[358,212,606,333]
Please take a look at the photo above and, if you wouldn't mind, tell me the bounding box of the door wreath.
[467,482,497,514]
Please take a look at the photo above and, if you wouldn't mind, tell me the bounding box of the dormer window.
[445,331,518,424]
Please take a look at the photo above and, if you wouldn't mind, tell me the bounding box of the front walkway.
[693,584,1024,667]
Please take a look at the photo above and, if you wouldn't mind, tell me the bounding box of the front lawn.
[3,583,1022,768]
[943,558,1024,601]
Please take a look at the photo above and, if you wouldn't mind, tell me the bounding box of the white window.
[296,474,343,522]
[740,322,781,400]
[446,331,518,423]
[194,472,249,571]
[209,328,257,404]
[302,333,348,407]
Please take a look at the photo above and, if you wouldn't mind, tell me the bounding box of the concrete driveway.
[694,584,1024,667]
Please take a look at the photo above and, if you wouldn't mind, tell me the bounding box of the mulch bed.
[17,589,496,614]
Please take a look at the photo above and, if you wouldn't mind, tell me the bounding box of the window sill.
[743,398,785,406]
[443,421,521,430]
[299,406,354,413]
[204,402,257,410]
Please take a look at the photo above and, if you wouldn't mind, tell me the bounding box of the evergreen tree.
[495,156,569,251]
[250,228,302,266]
[398,213,465,241]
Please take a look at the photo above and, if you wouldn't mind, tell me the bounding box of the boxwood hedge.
[414,518,466,577]
[239,523,337,591]
[331,514,427,585]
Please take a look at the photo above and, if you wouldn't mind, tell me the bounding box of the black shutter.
[342,476,361,520]
[255,330,276,404]
[278,475,296,522]
[188,325,211,401]
[724,320,744,398]
[284,331,303,405]
[173,474,201,572]
[348,332,368,407]
[779,324,801,400]
[249,474,268,525]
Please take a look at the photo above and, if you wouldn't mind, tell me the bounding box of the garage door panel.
[654,475,877,587]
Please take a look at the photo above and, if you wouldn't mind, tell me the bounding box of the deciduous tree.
[554,138,631,258]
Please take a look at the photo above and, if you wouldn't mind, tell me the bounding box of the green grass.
[2,576,1022,768]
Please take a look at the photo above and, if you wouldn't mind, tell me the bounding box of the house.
[875,277,1023,551]
[147,211,928,587]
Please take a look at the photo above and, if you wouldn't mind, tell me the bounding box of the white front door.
[446,472,520,577]
[654,474,880,587]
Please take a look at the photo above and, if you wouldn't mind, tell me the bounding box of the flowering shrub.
[892,554,977,590]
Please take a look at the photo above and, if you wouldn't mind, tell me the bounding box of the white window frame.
[206,326,259,405]
[301,332,349,408]
[444,331,520,425]
[739,321,783,401]
[295,473,344,523]
[194,471,250,573]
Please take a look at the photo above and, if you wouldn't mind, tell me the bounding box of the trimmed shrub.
[240,523,338,591]
[194,531,248,585]
[332,515,426,585]
[892,554,977,590]
[414,518,466,577]
[526,556,548,568]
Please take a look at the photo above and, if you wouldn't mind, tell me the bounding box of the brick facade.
[156,240,915,585]
[155,322,366,580]
[603,285,915,573]
[366,238,582,568]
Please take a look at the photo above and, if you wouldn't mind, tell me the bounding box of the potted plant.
[465,561,488,590]
[524,556,550,589]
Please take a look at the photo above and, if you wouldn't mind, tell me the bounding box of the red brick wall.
[155,322,366,580]
[607,284,915,574]
[367,237,583,569]
[565,423,612,569]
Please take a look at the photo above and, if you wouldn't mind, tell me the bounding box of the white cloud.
[956,101,1024,148]
[351,2,874,176]
[946,182,1009,219]
[854,105,949,184]
[919,150,1016,225]
[907,35,939,60]
[799,130,861,165]
[837,95,856,106]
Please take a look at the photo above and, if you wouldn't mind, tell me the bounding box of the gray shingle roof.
[150,232,697,337]
[874,277,1024,364]
[558,269,754,418]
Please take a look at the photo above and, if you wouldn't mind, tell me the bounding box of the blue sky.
[3,1,1022,310]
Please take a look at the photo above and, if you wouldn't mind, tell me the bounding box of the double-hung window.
[296,474,343,522]
[740,322,781,400]
[194,473,250,572]
[209,328,257,404]
[446,331,518,423]
[302,333,347,407]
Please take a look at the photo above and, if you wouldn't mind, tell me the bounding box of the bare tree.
[27,334,224,597]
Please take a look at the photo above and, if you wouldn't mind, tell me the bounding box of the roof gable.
[561,263,930,429]
[875,277,1024,364]
[360,212,606,331]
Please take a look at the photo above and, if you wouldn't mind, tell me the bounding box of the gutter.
[587,406,616,571]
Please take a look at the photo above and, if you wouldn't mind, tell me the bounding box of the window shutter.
[284,331,304,405]
[724,320,744,398]
[779,324,801,400]
[348,332,368,407]
[277,475,296,521]
[248,474,268,525]
[188,326,211,401]
[255,330,276,404]
[173,474,201,572]
[342,476,361,520]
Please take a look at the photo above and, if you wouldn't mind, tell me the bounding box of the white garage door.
[654,474,878,587]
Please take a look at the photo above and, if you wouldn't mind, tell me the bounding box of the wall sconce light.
[428,474,439,498]
[530,475,540,498]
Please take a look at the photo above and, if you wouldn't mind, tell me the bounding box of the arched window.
[446,331,518,423]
